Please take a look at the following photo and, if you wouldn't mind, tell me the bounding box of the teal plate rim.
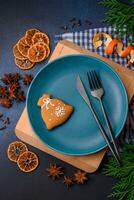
[26,54,128,156]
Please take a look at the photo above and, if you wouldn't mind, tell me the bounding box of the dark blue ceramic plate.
[27,55,128,155]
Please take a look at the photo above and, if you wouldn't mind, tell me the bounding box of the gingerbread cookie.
[37,94,73,130]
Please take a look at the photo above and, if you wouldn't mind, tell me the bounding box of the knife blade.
[76,75,91,107]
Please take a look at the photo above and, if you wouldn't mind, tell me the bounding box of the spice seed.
[60,25,68,30]
[72,23,76,29]
[77,19,82,26]
[85,20,92,25]
[0,112,3,118]
[69,17,76,22]
[4,117,10,125]
[0,126,6,131]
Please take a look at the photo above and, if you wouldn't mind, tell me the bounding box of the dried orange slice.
[32,32,49,45]
[27,43,47,62]
[25,28,40,46]
[15,57,35,70]
[7,141,28,162]
[13,44,26,60]
[36,42,50,58]
[17,37,30,57]
[17,151,39,173]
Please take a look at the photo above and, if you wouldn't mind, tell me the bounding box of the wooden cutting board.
[15,40,134,173]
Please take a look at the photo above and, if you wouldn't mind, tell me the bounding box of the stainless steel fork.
[87,71,121,161]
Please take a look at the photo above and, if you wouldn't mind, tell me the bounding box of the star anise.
[47,163,63,180]
[13,73,22,81]
[0,98,12,108]
[1,73,14,85]
[63,176,73,188]
[10,80,20,90]
[73,170,88,184]
[23,74,33,85]
[9,89,16,99]
[0,86,8,98]
[8,89,17,99]
[16,91,25,102]
[0,73,33,108]
[8,82,20,99]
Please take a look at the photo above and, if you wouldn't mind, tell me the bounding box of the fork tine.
[91,71,98,89]
[94,71,102,88]
[92,71,100,89]
[87,72,94,90]
[90,71,97,89]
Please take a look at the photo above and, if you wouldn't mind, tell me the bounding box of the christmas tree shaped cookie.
[37,94,73,130]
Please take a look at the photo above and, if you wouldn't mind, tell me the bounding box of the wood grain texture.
[15,40,134,173]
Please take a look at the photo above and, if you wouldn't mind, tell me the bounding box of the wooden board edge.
[15,125,105,173]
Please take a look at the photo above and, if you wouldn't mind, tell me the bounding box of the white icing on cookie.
[55,106,65,117]
[41,98,55,110]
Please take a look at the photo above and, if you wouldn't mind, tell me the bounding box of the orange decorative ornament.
[105,39,123,55]
[121,45,134,58]
[93,32,112,48]
[127,49,134,65]
[93,32,134,67]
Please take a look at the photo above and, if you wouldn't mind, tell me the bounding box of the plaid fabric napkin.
[55,26,134,145]
[55,26,134,69]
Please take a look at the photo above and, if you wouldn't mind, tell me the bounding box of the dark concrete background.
[0,0,116,199]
